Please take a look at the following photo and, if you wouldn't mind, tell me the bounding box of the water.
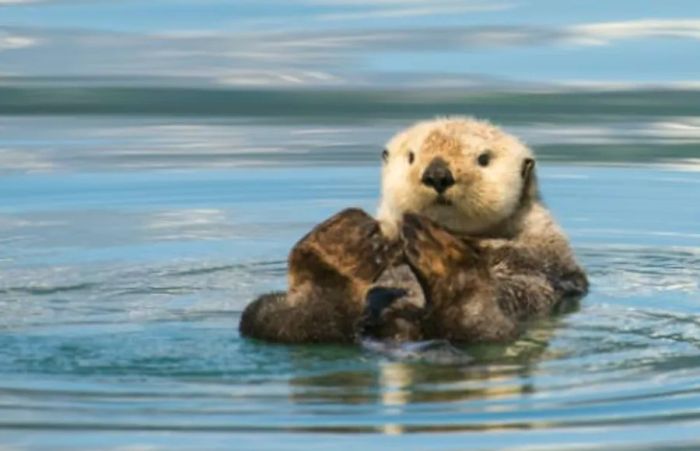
[1,103,699,450]
[2,1,700,446]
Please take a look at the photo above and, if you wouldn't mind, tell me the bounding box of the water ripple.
[1,164,700,449]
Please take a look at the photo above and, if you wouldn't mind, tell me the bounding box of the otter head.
[377,117,537,239]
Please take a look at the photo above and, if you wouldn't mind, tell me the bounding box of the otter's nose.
[421,158,455,194]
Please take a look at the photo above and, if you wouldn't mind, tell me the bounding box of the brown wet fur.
[400,214,519,343]
[239,208,399,343]
[240,208,587,344]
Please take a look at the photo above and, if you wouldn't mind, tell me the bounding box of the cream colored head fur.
[377,117,537,239]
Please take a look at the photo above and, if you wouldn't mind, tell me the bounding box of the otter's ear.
[521,158,535,179]
[519,157,539,203]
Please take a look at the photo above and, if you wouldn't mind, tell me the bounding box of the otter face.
[377,117,535,238]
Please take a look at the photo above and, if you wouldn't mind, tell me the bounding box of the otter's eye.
[408,151,415,164]
[477,152,491,167]
[381,148,389,162]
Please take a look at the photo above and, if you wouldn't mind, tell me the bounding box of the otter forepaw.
[357,286,425,342]
[290,208,397,285]
[401,213,473,280]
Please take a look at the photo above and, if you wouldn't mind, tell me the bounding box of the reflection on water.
[1,151,700,448]
[3,107,700,176]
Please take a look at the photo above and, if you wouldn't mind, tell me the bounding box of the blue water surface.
[0,114,699,449]
[2,0,700,448]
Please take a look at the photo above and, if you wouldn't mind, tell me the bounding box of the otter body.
[239,118,588,344]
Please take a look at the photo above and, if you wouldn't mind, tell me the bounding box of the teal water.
[1,104,700,449]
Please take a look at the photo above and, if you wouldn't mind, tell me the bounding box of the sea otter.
[239,117,588,344]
